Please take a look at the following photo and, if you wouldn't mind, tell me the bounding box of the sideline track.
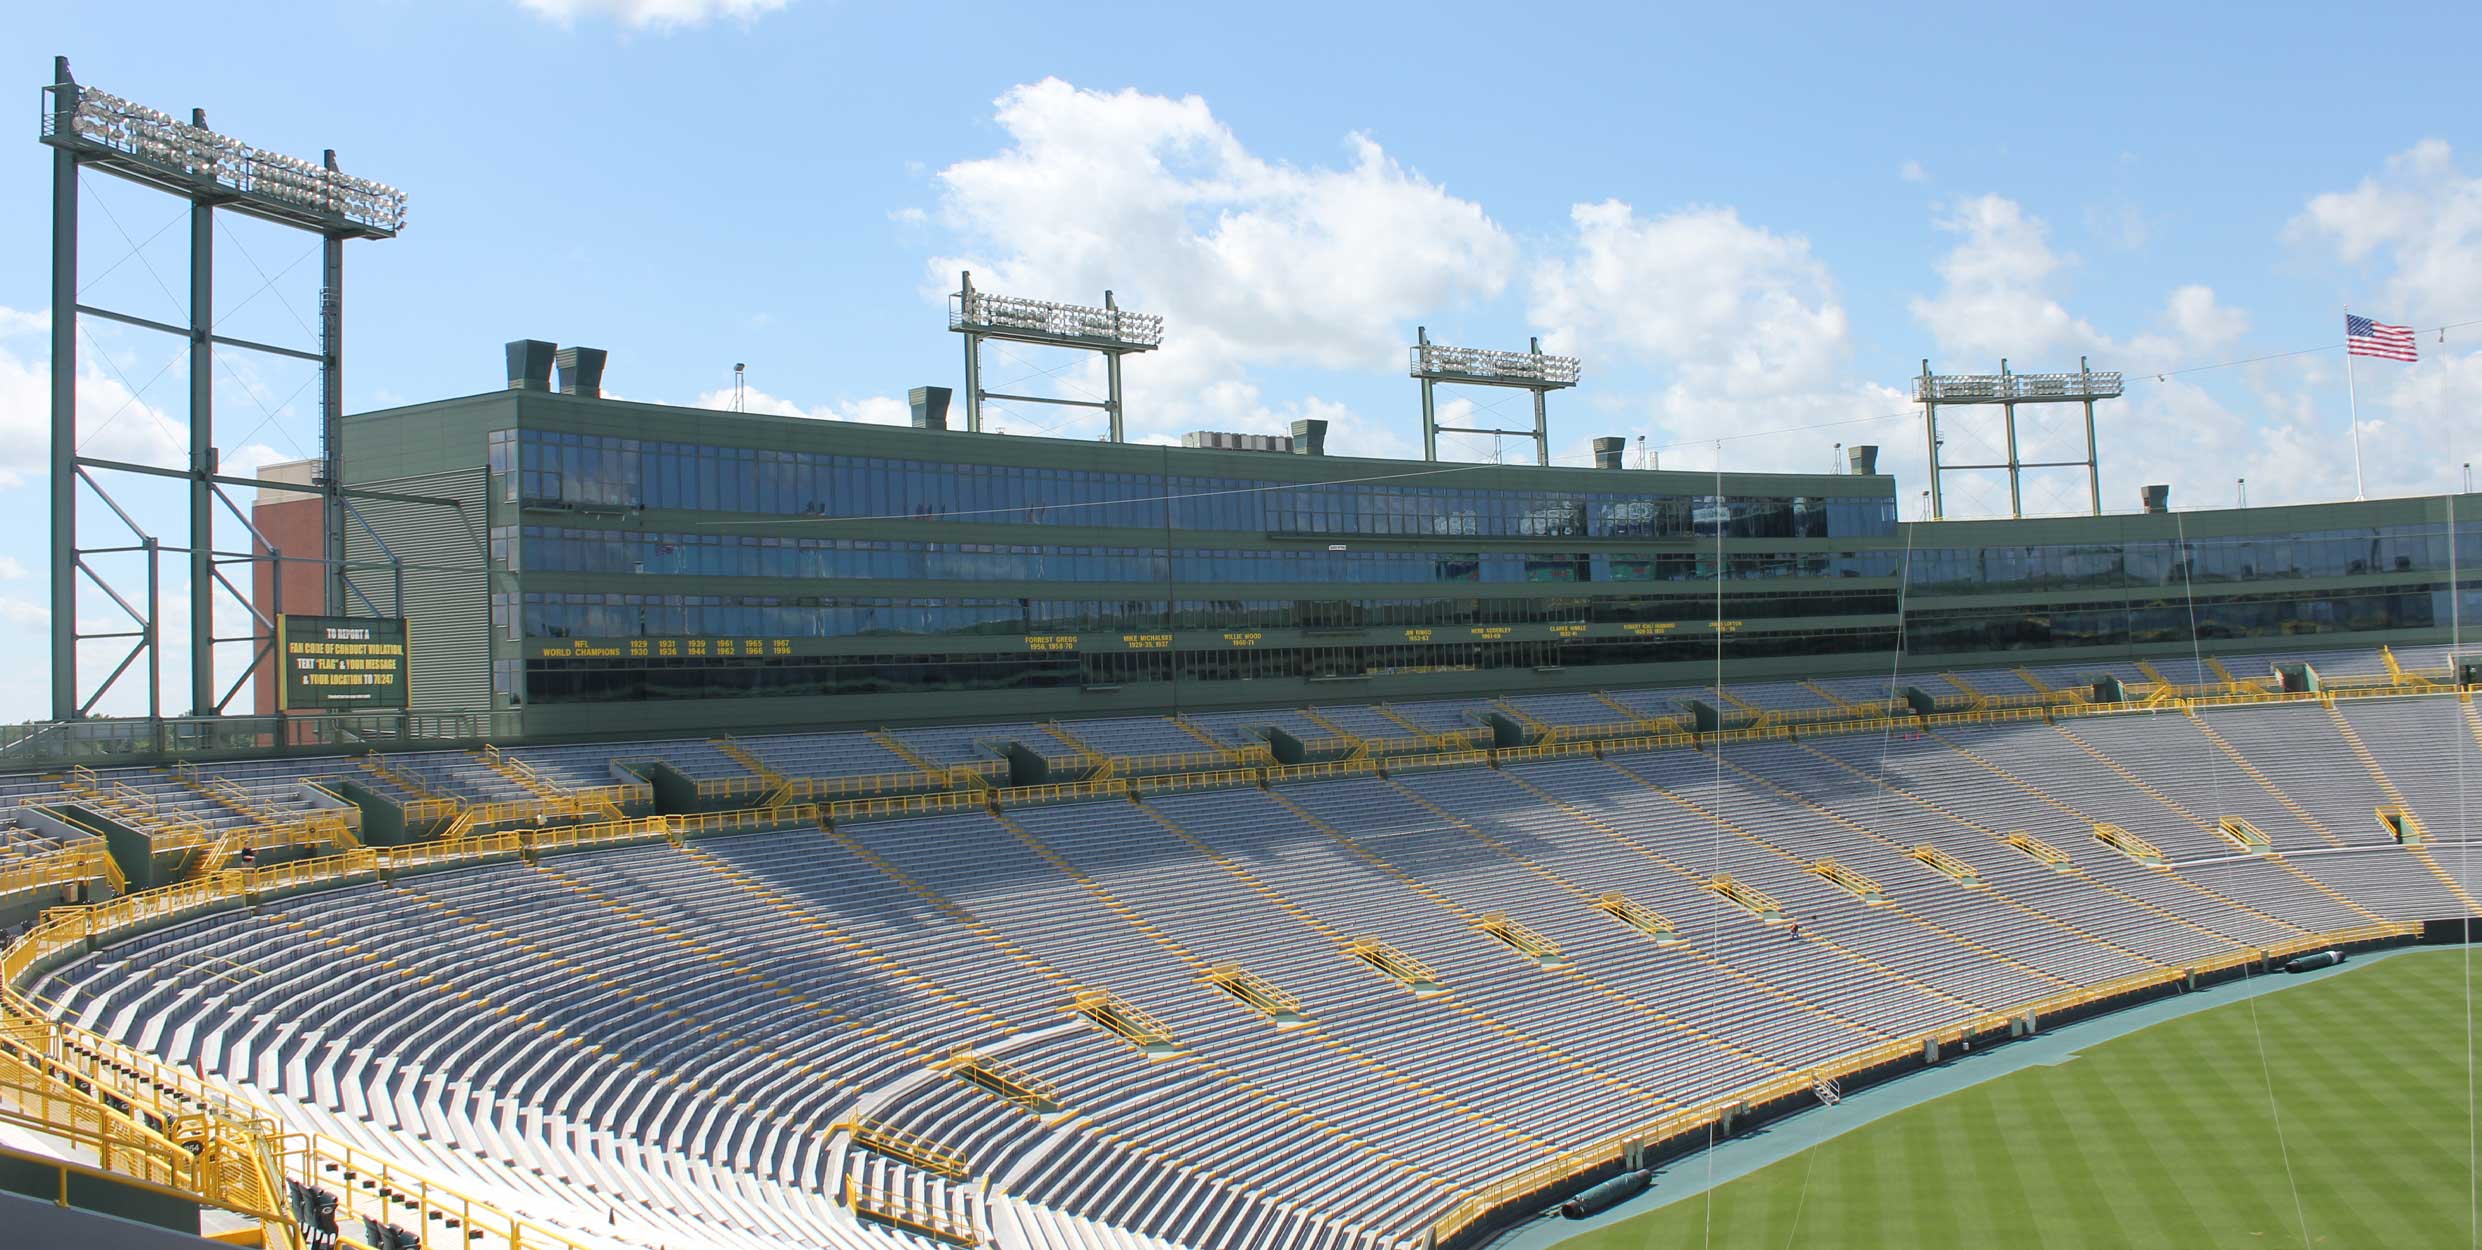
[1486,944,2420,1249]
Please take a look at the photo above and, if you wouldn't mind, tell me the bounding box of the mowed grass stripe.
[1558,950,2482,1249]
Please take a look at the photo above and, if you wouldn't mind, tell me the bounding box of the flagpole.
[2345,305,2366,500]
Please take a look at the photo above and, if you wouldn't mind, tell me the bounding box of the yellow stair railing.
[1808,858,1887,906]
[843,1119,969,1179]
[2377,804,2428,846]
[1907,844,1983,889]
[706,736,784,787]
[2004,830,2076,871]
[2217,816,2272,855]
[1706,873,1786,923]
[938,1049,1061,1114]
[845,1176,978,1246]
[1202,963,1310,1028]
[1592,892,1681,944]
[1473,912,1568,968]
[476,743,568,800]
[1346,937,1446,996]
[2092,822,2166,867]
[1066,989,1182,1057]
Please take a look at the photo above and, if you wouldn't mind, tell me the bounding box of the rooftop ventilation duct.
[1184,431,1293,452]
[1592,437,1626,470]
[506,340,555,392]
[910,386,953,430]
[1289,419,1328,456]
[2141,484,2170,513]
[1847,445,1880,476]
[555,346,606,398]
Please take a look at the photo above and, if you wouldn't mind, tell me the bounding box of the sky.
[4,0,2482,721]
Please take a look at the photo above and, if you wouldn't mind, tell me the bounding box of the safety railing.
[822,790,985,826]
[688,772,777,801]
[1386,748,1493,775]
[279,1132,603,1250]
[846,1176,979,1246]
[1264,758,1380,785]
[1490,739,1602,765]
[530,815,674,855]
[991,779,1131,809]
[398,795,463,825]
[667,805,821,839]
[0,709,517,769]
[1093,747,1258,778]
[846,1119,970,1180]
[0,839,120,901]
[1128,767,1262,797]
[774,770,933,802]
[570,781,652,813]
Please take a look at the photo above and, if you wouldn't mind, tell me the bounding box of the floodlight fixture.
[1408,326,1582,465]
[1914,357,2122,519]
[947,272,1162,441]
[1411,339,1583,389]
[43,80,407,236]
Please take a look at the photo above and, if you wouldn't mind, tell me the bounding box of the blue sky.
[5,0,2481,719]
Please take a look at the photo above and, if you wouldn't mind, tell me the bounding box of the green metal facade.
[340,389,2479,741]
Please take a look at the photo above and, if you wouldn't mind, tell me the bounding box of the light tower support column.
[48,57,78,721]
[188,109,215,715]
[1417,327,1438,462]
[2000,359,2023,520]
[1920,360,1944,522]
[1530,338,1551,467]
[2080,357,2102,516]
[322,151,348,618]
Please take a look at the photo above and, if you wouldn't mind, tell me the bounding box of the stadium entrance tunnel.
[1484,711,1532,749]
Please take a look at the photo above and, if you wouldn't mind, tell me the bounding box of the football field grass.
[1559,948,2482,1249]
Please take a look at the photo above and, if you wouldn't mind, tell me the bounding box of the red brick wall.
[249,497,328,715]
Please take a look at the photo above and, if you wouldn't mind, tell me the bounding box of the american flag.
[2346,314,2418,362]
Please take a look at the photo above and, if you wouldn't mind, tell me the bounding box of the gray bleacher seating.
[16,647,2482,1250]
[1052,717,1222,760]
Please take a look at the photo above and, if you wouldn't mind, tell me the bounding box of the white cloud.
[515,0,787,29]
[1910,194,2103,362]
[1533,201,1849,388]
[1899,160,1927,183]
[1527,199,1903,475]
[0,305,187,488]
[925,79,1513,454]
[2159,284,2248,350]
[693,383,908,427]
[2290,138,2482,322]
[0,556,26,581]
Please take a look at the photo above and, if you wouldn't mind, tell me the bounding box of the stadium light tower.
[1914,357,2122,519]
[40,57,438,724]
[948,271,1164,441]
[1410,327,1581,466]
